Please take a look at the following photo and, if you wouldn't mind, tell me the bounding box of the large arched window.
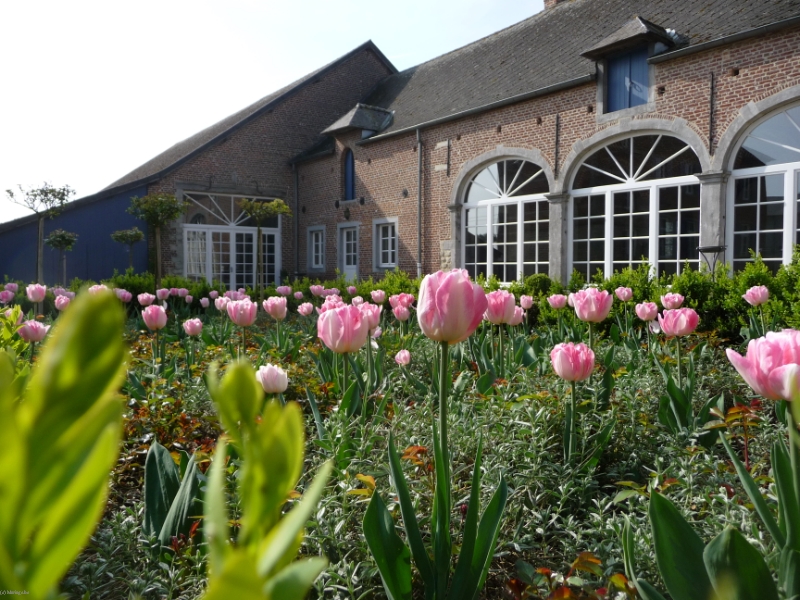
[344,149,355,201]
[462,158,549,282]
[570,134,702,278]
[728,105,800,273]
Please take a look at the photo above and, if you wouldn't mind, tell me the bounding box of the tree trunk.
[155,225,162,288]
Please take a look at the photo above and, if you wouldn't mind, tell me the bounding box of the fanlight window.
[730,105,800,273]
[573,134,701,189]
[570,134,702,279]
[462,159,550,282]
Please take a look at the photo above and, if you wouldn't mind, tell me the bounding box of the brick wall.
[147,47,393,279]
[297,25,800,278]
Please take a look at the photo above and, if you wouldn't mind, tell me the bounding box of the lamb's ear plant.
[204,361,332,600]
[0,291,127,600]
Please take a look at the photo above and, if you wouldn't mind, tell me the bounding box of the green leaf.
[703,526,779,600]
[263,557,329,600]
[305,388,326,441]
[779,546,800,598]
[718,435,783,547]
[387,433,435,596]
[563,396,575,462]
[772,438,800,549]
[143,441,181,537]
[256,461,332,579]
[431,420,451,599]
[634,578,669,600]
[476,371,496,395]
[158,454,201,547]
[204,550,265,600]
[205,438,231,578]
[621,518,636,581]
[648,492,712,600]
[341,381,358,417]
[581,419,615,472]
[466,475,508,599]
[451,436,486,599]
[363,491,413,600]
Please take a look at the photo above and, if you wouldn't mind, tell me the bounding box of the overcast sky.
[0,0,543,223]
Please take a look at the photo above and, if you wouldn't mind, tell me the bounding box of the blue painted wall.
[0,185,149,284]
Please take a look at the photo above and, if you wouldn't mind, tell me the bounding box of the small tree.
[6,183,75,285]
[127,194,187,287]
[110,227,145,270]
[44,229,78,285]
[238,198,292,300]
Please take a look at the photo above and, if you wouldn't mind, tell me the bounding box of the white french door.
[339,226,358,280]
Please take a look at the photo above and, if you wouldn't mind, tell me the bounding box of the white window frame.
[182,223,282,288]
[568,174,701,278]
[373,217,398,270]
[307,226,326,272]
[337,221,360,279]
[725,162,800,271]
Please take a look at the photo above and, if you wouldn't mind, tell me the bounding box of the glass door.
[340,226,358,280]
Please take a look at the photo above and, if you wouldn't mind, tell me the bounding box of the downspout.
[293,164,299,278]
[417,128,423,278]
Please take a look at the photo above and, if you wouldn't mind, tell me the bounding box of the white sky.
[0,0,543,223]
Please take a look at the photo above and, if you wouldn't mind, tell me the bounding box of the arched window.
[344,149,355,201]
[570,134,702,278]
[462,158,549,282]
[729,105,800,273]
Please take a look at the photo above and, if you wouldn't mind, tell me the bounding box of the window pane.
[660,186,678,211]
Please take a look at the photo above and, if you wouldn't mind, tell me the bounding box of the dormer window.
[607,47,649,112]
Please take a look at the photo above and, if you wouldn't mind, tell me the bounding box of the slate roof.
[361,0,800,138]
[104,41,395,191]
[322,103,394,134]
[581,16,676,59]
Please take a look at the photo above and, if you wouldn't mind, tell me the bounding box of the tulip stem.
[675,337,682,390]
[759,306,766,336]
[343,352,349,399]
[788,411,800,517]
[569,380,577,462]
[241,326,246,359]
[498,325,505,378]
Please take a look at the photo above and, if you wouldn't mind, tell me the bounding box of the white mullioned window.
[727,105,800,273]
[461,158,550,282]
[373,218,398,269]
[569,134,702,279]
[308,227,325,270]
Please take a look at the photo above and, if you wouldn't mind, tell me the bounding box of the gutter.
[649,16,800,64]
[359,74,596,145]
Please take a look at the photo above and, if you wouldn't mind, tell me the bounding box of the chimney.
[544,0,567,8]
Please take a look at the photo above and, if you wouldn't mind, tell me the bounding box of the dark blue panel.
[344,149,355,200]
[607,54,630,112]
[629,47,649,108]
[0,184,149,284]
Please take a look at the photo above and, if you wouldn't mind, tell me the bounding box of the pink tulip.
[661,293,684,309]
[572,288,613,323]
[115,288,132,302]
[185,295,193,304]
[650,321,661,334]
[726,330,800,401]
[177,288,189,298]
[183,318,203,336]
[55,295,71,311]
[138,293,156,306]
[142,305,168,331]
[550,342,595,382]
[389,293,415,309]
[615,287,633,302]
[371,289,386,304]
[239,288,246,294]
[18,320,50,342]
[318,295,346,314]
[227,299,258,327]
[351,296,364,306]
[0,290,14,304]
[743,285,769,307]
[325,288,340,297]
[5,283,18,293]
[156,288,170,301]
[567,293,575,307]
[298,302,314,316]
[26,284,46,303]
[395,349,411,365]
[52,287,66,297]
[347,286,357,295]
[371,326,382,338]
[417,269,488,344]
[64,291,75,300]
[255,364,289,394]
[262,296,287,321]
[169,287,179,296]
[88,284,108,295]
[484,290,516,325]
[509,306,525,326]
[209,290,219,300]
[200,298,210,308]
[393,305,410,322]
[548,294,568,309]
[4,309,23,324]
[520,295,533,310]
[310,285,324,297]
[317,304,369,353]
[215,296,230,311]
[276,285,292,296]
[635,302,658,321]
[359,302,382,330]
[294,291,304,300]
[658,308,699,337]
